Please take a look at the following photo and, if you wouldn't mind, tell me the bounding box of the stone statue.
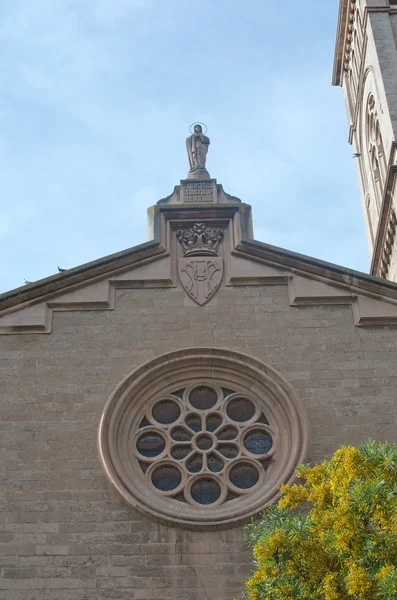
[186,124,210,180]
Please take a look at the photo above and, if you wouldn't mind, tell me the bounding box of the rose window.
[98,348,309,529]
[133,384,274,506]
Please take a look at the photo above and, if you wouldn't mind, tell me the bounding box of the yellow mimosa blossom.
[308,481,330,508]
[278,483,308,509]
[345,563,371,598]
[376,565,394,580]
[297,461,326,486]
[322,573,341,600]
[242,441,397,600]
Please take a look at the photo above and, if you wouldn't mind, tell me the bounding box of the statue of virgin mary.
[186,124,211,179]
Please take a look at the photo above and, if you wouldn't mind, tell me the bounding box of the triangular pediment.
[2,199,397,333]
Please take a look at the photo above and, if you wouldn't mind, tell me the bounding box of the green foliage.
[243,441,397,600]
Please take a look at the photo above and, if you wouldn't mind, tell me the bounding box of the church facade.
[1,8,397,597]
[1,168,397,598]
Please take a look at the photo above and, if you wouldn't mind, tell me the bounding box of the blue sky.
[1,0,369,294]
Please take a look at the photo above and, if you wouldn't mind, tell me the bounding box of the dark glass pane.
[138,461,149,473]
[217,426,238,440]
[217,444,238,459]
[136,433,165,458]
[259,458,271,470]
[226,398,255,422]
[221,388,234,397]
[139,417,151,428]
[189,386,217,410]
[152,400,181,425]
[257,413,269,425]
[206,413,222,432]
[152,465,181,492]
[207,453,224,473]
[171,446,192,460]
[172,492,186,503]
[243,430,272,455]
[196,435,213,451]
[226,490,239,501]
[186,454,202,473]
[171,427,192,442]
[185,414,202,433]
[191,478,221,505]
[229,463,259,489]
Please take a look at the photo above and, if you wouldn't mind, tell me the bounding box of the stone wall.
[1,283,397,599]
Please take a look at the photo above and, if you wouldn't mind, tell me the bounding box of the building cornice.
[333,2,395,87]
[333,0,350,86]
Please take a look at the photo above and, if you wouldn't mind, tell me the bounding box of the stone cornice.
[0,240,166,313]
[235,237,397,303]
[2,200,397,332]
[333,2,394,88]
[3,201,397,311]
[333,0,350,86]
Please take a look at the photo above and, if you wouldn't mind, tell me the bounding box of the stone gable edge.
[2,202,397,333]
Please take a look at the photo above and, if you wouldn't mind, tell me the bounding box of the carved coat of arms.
[177,223,224,305]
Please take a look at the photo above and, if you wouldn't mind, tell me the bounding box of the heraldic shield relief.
[177,223,224,305]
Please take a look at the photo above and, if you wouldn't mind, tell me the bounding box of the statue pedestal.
[186,167,211,181]
[180,179,217,204]
[155,180,242,207]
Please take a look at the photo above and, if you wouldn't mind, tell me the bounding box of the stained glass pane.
[217,426,238,440]
[243,430,272,455]
[139,417,150,428]
[171,427,192,442]
[196,435,213,451]
[136,433,165,458]
[186,454,202,473]
[152,400,181,425]
[152,465,181,492]
[185,414,202,433]
[206,413,222,432]
[217,444,239,459]
[207,453,224,473]
[189,386,217,410]
[191,478,221,505]
[229,463,259,489]
[171,446,192,460]
[226,398,255,422]
[226,490,239,501]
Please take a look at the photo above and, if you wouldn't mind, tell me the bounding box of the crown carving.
[177,223,224,257]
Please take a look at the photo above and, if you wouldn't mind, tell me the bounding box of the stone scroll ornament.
[177,223,224,305]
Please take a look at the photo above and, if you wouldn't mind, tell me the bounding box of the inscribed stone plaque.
[180,179,217,203]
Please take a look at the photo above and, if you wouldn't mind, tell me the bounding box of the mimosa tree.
[244,441,397,600]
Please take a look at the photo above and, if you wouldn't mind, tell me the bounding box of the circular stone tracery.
[98,348,309,529]
[134,385,272,507]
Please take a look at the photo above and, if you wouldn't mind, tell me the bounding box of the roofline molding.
[2,201,397,316]
[332,0,350,86]
[2,201,397,333]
